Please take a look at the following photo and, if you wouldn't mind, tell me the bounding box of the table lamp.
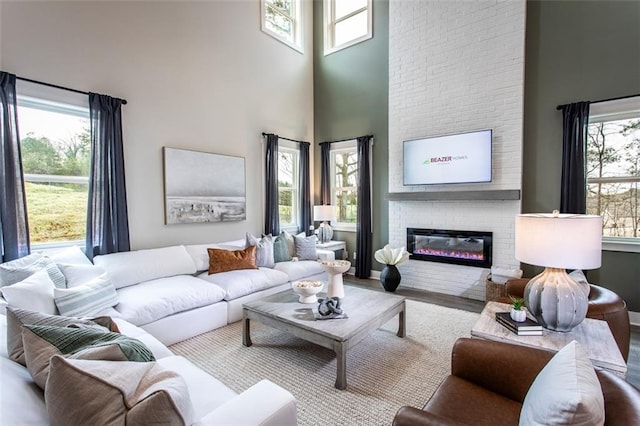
[515,211,602,331]
[314,205,334,243]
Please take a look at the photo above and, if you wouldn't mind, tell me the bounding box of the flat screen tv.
[403,129,492,185]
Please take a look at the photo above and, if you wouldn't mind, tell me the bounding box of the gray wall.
[313,0,389,271]
[523,0,640,310]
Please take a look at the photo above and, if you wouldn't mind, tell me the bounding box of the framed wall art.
[163,147,246,224]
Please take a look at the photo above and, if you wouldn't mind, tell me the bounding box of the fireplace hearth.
[407,228,493,268]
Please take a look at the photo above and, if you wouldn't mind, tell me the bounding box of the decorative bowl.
[292,280,324,303]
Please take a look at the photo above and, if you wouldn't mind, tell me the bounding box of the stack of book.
[495,312,543,336]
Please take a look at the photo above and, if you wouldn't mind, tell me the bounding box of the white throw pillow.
[57,264,107,288]
[0,253,66,289]
[519,340,604,426]
[54,274,118,317]
[0,269,57,314]
[45,245,92,266]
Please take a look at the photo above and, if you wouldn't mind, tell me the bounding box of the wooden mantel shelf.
[386,190,521,201]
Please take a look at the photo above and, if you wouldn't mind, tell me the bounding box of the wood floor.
[344,276,640,388]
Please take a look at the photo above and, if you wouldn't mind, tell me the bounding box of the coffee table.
[471,301,627,377]
[242,285,406,390]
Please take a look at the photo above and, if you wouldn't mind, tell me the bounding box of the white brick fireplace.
[388,0,526,301]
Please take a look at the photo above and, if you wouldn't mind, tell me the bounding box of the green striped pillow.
[54,273,118,317]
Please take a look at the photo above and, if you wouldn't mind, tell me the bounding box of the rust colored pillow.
[207,246,258,274]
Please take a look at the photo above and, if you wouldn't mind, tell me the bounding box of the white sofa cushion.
[274,260,325,282]
[112,318,174,359]
[157,356,237,420]
[197,267,289,301]
[115,275,226,326]
[184,240,247,272]
[93,245,197,289]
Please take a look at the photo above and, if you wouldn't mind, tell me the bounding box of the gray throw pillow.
[273,232,292,263]
[294,235,318,260]
[0,253,66,288]
[246,233,275,268]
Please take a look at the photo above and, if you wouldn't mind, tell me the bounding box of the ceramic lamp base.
[524,267,588,331]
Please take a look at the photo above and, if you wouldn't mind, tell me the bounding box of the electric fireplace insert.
[407,228,493,268]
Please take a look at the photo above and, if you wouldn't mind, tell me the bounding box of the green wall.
[523,0,640,310]
[313,0,389,271]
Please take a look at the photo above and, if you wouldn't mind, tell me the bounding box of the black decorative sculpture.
[317,297,343,316]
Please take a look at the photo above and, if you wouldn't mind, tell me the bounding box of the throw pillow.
[22,324,155,389]
[568,270,591,297]
[54,273,119,317]
[519,340,605,426]
[294,234,318,260]
[57,264,107,288]
[45,356,194,426]
[46,245,92,266]
[283,230,306,258]
[273,231,292,263]
[0,253,66,289]
[207,246,258,274]
[0,269,57,314]
[246,233,275,268]
[5,306,118,366]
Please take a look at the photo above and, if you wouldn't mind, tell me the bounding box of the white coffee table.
[471,302,627,377]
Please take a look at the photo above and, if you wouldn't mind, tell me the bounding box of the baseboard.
[630,311,640,327]
[345,269,381,279]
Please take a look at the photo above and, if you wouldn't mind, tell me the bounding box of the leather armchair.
[504,278,630,361]
[392,338,640,426]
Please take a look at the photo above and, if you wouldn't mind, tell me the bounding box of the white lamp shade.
[313,205,334,221]
[515,213,602,270]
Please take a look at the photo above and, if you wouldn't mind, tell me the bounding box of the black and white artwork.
[163,147,246,224]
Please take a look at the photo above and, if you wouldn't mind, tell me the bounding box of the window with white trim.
[16,95,91,249]
[278,144,300,231]
[262,0,303,53]
[324,0,372,55]
[330,142,358,230]
[586,96,640,248]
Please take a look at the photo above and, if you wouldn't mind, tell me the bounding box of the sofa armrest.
[392,406,467,426]
[505,278,529,298]
[451,338,553,403]
[194,380,297,426]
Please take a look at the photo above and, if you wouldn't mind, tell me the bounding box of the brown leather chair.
[504,278,631,361]
[392,338,640,426]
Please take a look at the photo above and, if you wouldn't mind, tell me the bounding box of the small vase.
[380,264,401,292]
[510,308,527,322]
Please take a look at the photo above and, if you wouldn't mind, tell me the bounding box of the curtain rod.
[556,93,639,110]
[321,135,373,144]
[16,76,128,105]
[261,132,309,145]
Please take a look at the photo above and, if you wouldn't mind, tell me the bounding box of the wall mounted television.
[403,129,492,185]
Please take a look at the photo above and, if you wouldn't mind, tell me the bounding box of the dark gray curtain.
[320,142,331,205]
[264,133,280,235]
[299,142,312,235]
[356,136,373,278]
[560,101,590,214]
[0,72,30,262]
[85,93,130,261]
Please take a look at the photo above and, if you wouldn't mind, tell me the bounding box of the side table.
[316,240,346,260]
[471,301,627,378]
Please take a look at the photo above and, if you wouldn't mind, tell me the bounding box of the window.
[261,0,303,53]
[330,142,358,230]
[324,0,372,55]
[278,144,300,231]
[586,96,640,250]
[16,95,90,249]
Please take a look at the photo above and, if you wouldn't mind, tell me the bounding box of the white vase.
[510,308,527,322]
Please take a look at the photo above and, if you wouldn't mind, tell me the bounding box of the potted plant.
[374,244,410,292]
[509,296,527,322]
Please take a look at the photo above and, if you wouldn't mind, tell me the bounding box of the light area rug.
[170,300,480,426]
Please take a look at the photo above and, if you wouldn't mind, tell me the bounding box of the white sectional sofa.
[0,313,297,425]
[0,235,333,425]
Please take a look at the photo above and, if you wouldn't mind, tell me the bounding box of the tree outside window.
[331,147,358,227]
[586,115,640,238]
